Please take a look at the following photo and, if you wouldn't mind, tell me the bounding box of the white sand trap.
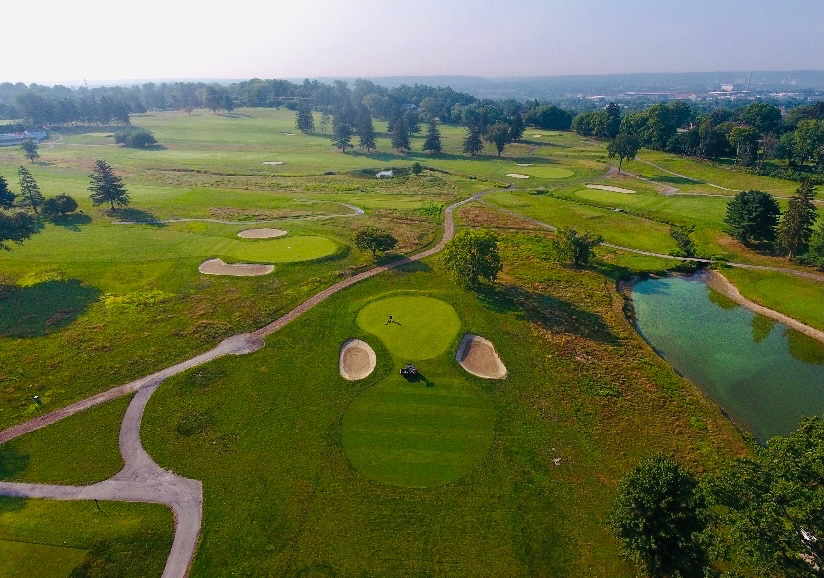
[506,173,530,179]
[198,258,274,277]
[237,228,288,239]
[456,334,507,379]
[339,339,377,380]
[262,161,285,165]
[516,163,533,167]
[585,184,636,194]
[532,134,543,137]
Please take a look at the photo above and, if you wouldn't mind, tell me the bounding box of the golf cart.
[400,363,418,378]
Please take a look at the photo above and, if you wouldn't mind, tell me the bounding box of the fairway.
[342,367,495,487]
[356,294,461,360]
[0,540,86,578]
[229,235,340,263]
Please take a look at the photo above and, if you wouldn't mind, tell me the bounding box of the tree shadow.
[107,207,165,226]
[217,112,256,119]
[49,212,92,232]
[0,279,101,338]
[385,257,431,274]
[0,496,27,514]
[0,444,29,480]
[652,175,700,185]
[785,329,824,366]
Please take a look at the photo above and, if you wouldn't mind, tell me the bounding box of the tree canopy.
[777,181,818,259]
[422,119,442,154]
[607,132,641,173]
[42,194,78,218]
[20,139,39,162]
[88,160,129,210]
[0,175,15,209]
[724,189,782,246]
[295,104,314,133]
[440,229,502,288]
[0,210,38,251]
[547,228,603,266]
[353,227,397,257]
[462,126,484,156]
[484,123,511,157]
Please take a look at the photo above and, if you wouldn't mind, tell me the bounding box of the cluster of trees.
[723,183,823,265]
[611,417,824,577]
[114,127,157,148]
[0,160,128,250]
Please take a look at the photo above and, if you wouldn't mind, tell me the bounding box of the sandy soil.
[262,161,285,165]
[506,173,530,179]
[456,334,507,379]
[237,228,288,239]
[339,339,377,380]
[586,184,636,194]
[198,258,274,276]
[706,270,824,344]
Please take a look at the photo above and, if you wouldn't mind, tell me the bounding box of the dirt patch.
[237,228,288,239]
[458,205,543,231]
[339,339,377,380]
[706,270,824,344]
[456,334,507,379]
[586,184,636,194]
[198,258,274,277]
[506,173,530,179]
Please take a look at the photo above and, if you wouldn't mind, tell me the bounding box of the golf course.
[1,106,821,577]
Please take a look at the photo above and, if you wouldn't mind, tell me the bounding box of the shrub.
[114,127,157,148]
[42,194,78,217]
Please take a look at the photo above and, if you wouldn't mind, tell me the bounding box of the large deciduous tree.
[0,210,38,250]
[17,166,44,214]
[776,181,818,260]
[440,229,502,289]
[609,455,707,578]
[295,104,314,133]
[42,194,78,218]
[606,132,641,173]
[484,123,510,157]
[353,227,397,258]
[20,139,39,163]
[548,228,603,266]
[88,160,129,210]
[723,189,781,247]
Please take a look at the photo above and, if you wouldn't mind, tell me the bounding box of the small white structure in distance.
[376,170,394,179]
[0,130,47,147]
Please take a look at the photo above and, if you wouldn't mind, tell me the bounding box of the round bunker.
[237,228,288,239]
[356,295,460,361]
[339,339,377,381]
[198,258,274,277]
[506,173,530,179]
[456,334,507,379]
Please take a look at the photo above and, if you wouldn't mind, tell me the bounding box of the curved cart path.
[0,191,482,578]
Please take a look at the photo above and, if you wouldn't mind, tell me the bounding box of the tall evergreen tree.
[17,166,44,214]
[723,190,781,247]
[0,176,15,209]
[88,160,129,210]
[422,120,442,154]
[332,116,353,152]
[509,111,525,142]
[355,106,376,152]
[295,104,314,133]
[777,181,818,260]
[391,117,410,152]
[462,126,484,156]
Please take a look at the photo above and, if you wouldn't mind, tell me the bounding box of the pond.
[630,272,824,442]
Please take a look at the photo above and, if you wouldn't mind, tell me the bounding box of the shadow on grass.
[107,207,165,226]
[0,279,101,338]
[652,175,700,185]
[0,444,29,480]
[49,212,92,232]
[477,283,619,345]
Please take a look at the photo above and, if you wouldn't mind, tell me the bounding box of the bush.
[114,127,157,148]
[41,194,78,217]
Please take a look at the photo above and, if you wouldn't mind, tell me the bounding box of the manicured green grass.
[229,235,340,263]
[0,396,128,485]
[356,294,461,360]
[343,365,495,488]
[0,498,172,578]
[0,539,86,578]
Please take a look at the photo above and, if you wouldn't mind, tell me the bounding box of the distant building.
[0,130,47,147]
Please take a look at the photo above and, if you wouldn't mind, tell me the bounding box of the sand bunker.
[262,161,285,165]
[198,258,274,277]
[339,339,377,380]
[586,184,636,194]
[532,134,543,137]
[506,173,530,179]
[237,228,288,239]
[516,163,533,167]
[456,334,507,379]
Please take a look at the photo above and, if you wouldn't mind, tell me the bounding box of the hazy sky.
[6,0,823,84]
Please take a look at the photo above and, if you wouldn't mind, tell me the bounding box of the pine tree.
[462,126,484,156]
[422,120,442,154]
[295,104,314,133]
[88,160,129,210]
[391,117,410,152]
[777,181,818,260]
[356,107,376,152]
[509,112,525,142]
[0,175,15,209]
[17,166,44,214]
[332,116,353,152]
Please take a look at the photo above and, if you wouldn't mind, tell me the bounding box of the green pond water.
[631,273,824,442]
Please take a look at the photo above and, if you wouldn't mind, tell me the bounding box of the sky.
[5,0,823,85]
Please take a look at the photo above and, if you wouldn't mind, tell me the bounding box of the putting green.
[342,366,495,487]
[521,166,575,179]
[356,295,461,360]
[228,235,339,263]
